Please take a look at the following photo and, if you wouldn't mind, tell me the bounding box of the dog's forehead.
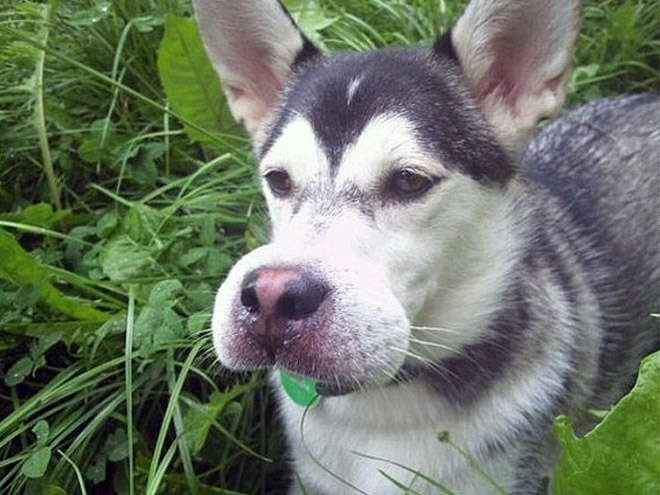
[259,48,514,185]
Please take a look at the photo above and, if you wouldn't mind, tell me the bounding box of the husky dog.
[192,0,660,493]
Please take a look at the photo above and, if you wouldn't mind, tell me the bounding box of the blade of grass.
[0,358,125,441]
[145,339,204,493]
[353,451,461,495]
[125,285,136,495]
[58,450,88,495]
[167,347,198,495]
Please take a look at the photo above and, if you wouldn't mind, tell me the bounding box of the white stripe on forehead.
[336,113,444,188]
[260,116,328,183]
[346,77,363,106]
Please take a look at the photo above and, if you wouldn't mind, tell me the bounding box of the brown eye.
[264,170,293,197]
[388,169,434,199]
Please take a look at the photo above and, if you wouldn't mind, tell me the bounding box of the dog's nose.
[241,268,328,318]
[239,267,328,356]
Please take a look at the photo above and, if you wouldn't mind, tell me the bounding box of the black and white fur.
[191,0,660,493]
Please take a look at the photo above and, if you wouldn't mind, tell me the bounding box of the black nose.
[240,268,328,320]
[239,267,328,359]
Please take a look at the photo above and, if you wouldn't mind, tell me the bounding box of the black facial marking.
[426,282,531,407]
[276,0,321,69]
[260,47,514,185]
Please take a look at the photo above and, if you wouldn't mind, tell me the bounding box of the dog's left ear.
[448,0,580,154]
[192,0,318,138]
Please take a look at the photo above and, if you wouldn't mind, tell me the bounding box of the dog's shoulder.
[522,94,660,287]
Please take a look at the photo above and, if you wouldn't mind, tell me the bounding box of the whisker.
[412,336,489,371]
[407,337,462,353]
[392,346,464,384]
[410,324,462,335]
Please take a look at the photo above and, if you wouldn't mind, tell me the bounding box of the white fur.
[336,114,446,193]
[346,77,363,106]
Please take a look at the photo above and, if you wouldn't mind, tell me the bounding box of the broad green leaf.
[66,1,111,27]
[32,420,49,445]
[178,246,208,267]
[21,446,51,478]
[0,228,109,322]
[29,333,60,361]
[183,389,249,456]
[553,351,660,495]
[148,279,183,306]
[24,480,69,495]
[124,204,165,244]
[132,142,166,186]
[105,428,128,462]
[78,119,120,163]
[100,234,155,280]
[4,356,33,386]
[157,15,240,151]
[96,212,119,238]
[183,393,230,455]
[14,282,43,309]
[279,369,320,408]
[186,282,214,312]
[134,305,183,350]
[206,248,231,276]
[20,203,70,228]
[283,0,337,51]
[186,312,209,335]
[85,455,107,484]
[133,280,185,350]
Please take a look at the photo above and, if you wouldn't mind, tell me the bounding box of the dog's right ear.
[449,0,580,155]
[192,0,318,138]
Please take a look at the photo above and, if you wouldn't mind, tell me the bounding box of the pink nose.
[239,267,328,356]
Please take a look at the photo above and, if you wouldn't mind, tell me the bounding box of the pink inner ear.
[473,17,557,114]
[227,43,281,91]
[477,58,523,107]
[224,42,286,117]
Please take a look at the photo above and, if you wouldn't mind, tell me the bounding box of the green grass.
[0,1,658,494]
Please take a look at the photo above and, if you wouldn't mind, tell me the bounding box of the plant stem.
[33,4,62,213]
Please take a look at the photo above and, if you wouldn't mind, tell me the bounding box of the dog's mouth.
[298,364,420,398]
[314,380,360,397]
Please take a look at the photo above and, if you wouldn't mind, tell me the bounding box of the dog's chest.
[275,378,518,495]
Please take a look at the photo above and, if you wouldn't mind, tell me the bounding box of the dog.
[191,0,660,493]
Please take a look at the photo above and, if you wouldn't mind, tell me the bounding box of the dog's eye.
[388,169,434,199]
[264,170,293,197]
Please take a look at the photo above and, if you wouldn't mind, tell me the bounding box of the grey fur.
[501,93,660,492]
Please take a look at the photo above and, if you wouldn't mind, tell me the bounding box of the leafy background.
[0,1,658,494]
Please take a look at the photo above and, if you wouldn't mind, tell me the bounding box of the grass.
[0,0,658,494]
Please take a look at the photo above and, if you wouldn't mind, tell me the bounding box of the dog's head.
[193,0,580,394]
